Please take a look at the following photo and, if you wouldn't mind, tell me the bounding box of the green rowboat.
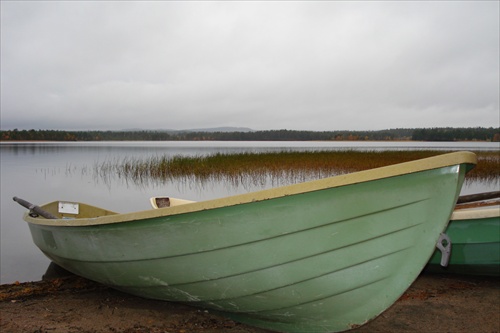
[16,152,476,333]
[427,196,500,276]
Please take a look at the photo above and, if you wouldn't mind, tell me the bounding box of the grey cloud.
[1,1,498,131]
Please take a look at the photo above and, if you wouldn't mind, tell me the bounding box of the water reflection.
[92,161,343,192]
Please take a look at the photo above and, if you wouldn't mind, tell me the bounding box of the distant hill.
[178,127,254,133]
[121,127,254,133]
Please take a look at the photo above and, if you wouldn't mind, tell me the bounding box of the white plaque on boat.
[58,202,79,214]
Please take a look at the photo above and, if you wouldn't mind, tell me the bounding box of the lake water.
[1,141,498,284]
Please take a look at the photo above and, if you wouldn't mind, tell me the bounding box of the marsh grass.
[93,150,499,189]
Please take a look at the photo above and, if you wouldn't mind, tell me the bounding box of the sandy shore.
[1,272,498,333]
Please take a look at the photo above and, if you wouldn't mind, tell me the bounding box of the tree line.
[412,127,499,142]
[1,127,498,142]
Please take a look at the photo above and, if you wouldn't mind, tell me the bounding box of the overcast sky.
[1,1,498,131]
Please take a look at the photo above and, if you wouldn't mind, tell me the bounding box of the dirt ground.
[1,272,498,333]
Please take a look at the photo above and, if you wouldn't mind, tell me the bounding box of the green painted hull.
[427,206,500,276]
[22,152,476,333]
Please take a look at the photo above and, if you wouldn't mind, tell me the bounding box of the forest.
[1,127,499,142]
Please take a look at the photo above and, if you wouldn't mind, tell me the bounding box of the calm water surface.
[1,141,498,284]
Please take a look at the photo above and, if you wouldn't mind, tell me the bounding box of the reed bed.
[94,150,499,189]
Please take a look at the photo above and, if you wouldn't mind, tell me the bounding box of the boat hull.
[427,206,500,276]
[23,153,475,333]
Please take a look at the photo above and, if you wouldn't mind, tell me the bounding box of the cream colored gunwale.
[451,206,500,220]
[24,151,477,227]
